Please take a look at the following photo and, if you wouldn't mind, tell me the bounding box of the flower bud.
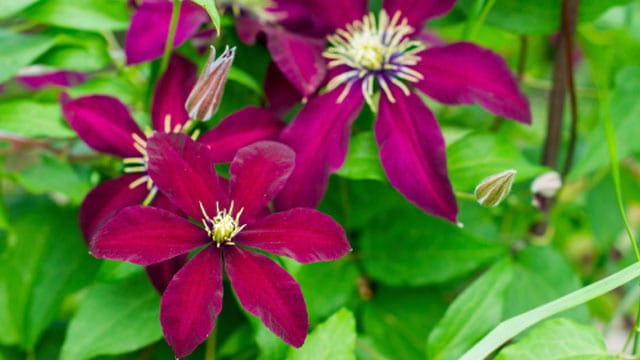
[531,170,562,198]
[474,169,517,207]
[185,45,235,121]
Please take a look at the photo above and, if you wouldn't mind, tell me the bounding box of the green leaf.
[0,199,99,348]
[495,318,613,360]
[0,100,73,139]
[38,31,111,72]
[336,132,385,181]
[228,67,263,96]
[60,273,163,360]
[427,259,512,360]
[287,308,356,360]
[191,0,221,32]
[295,259,359,322]
[360,205,508,286]
[506,246,589,323]
[447,132,544,192]
[0,0,38,18]
[362,287,447,360]
[13,154,91,204]
[457,0,633,34]
[0,29,56,83]
[23,0,130,32]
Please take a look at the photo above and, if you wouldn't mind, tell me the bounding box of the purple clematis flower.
[90,133,351,357]
[275,0,531,222]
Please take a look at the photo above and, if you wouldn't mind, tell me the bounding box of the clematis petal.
[79,174,148,244]
[17,69,86,89]
[308,0,368,31]
[161,247,223,358]
[229,141,294,220]
[125,0,210,64]
[414,42,531,124]
[146,133,227,220]
[275,86,363,210]
[264,62,303,116]
[375,86,458,222]
[151,54,198,132]
[234,16,265,45]
[236,208,350,263]
[91,205,208,266]
[146,254,188,294]
[264,26,326,97]
[198,106,285,163]
[225,246,308,347]
[382,0,455,29]
[61,94,145,158]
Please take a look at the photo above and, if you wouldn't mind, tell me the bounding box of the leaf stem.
[160,0,181,74]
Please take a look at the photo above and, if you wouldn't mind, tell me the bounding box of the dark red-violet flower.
[90,133,350,357]
[275,0,531,222]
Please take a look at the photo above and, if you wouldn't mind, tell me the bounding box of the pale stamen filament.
[199,200,246,246]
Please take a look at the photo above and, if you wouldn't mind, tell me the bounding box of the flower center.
[323,10,426,110]
[200,201,246,246]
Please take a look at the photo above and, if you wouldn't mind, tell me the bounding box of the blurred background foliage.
[2,0,640,359]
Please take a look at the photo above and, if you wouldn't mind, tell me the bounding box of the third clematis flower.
[274,0,532,222]
[90,133,351,357]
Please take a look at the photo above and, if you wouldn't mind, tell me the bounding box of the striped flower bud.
[185,45,235,121]
[474,169,517,207]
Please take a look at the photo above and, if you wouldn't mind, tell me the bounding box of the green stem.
[454,191,476,201]
[205,326,216,360]
[160,0,181,74]
[460,262,640,360]
[462,0,496,40]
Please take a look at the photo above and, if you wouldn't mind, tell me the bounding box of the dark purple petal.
[161,247,223,358]
[264,62,304,115]
[61,94,145,158]
[17,70,86,89]
[264,26,326,97]
[151,54,198,132]
[198,106,285,162]
[125,0,209,64]
[275,86,363,210]
[79,174,148,244]
[375,86,458,222]
[414,42,531,124]
[91,205,208,266]
[236,208,350,263]
[224,246,308,347]
[229,141,295,220]
[308,0,368,31]
[382,0,455,29]
[146,254,188,294]
[147,133,228,220]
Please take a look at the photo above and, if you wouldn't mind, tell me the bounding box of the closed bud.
[185,45,235,121]
[531,170,562,198]
[474,169,517,207]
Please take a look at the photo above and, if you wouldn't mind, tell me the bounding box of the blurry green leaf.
[362,287,447,360]
[95,260,144,283]
[337,132,385,181]
[254,318,289,360]
[0,29,55,83]
[0,0,38,18]
[447,132,544,192]
[360,205,508,286]
[457,0,633,34]
[23,0,129,32]
[228,67,263,96]
[13,154,91,204]
[586,175,624,251]
[60,273,162,360]
[427,259,512,360]
[0,199,99,348]
[295,259,359,322]
[572,67,640,177]
[191,0,221,31]
[506,246,589,322]
[38,32,111,72]
[287,308,356,360]
[66,75,139,104]
[496,318,612,360]
[0,100,73,139]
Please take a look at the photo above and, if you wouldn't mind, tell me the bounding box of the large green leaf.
[287,308,356,360]
[495,318,613,360]
[362,287,447,360]
[60,273,163,360]
[360,205,508,286]
[0,100,73,139]
[38,31,111,72]
[190,0,221,31]
[336,132,385,181]
[0,199,99,348]
[0,30,56,83]
[0,0,38,18]
[23,0,130,32]
[447,132,544,192]
[427,259,512,360]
